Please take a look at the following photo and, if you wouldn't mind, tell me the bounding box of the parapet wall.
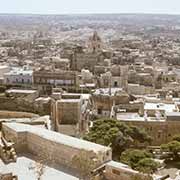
[2,123,111,173]
[0,110,38,119]
[2,125,27,153]
[2,123,148,180]
[27,131,84,167]
[0,95,50,116]
[105,161,146,180]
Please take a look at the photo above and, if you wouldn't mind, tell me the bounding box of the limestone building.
[1,122,148,180]
[2,123,111,177]
[92,88,130,118]
[4,66,33,85]
[51,93,90,137]
[33,69,78,95]
[88,31,102,53]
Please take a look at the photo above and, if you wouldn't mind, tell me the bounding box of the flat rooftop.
[166,112,180,116]
[106,161,138,174]
[6,89,37,94]
[4,68,33,76]
[4,123,111,153]
[58,99,81,103]
[79,83,95,88]
[93,88,122,96]
[0,156,78,180]
[117,113,144,121]
[144,102,176,112]
[117,113,166,122]
[0,65,9,69]
[62,93,90,100]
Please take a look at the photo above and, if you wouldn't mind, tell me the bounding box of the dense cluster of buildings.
[1,18,180,179]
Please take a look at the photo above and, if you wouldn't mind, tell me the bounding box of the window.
[114,81,118,87]
[97,108,102,115]
[158,132,161,138]
[106,151,110,157]
[112,169,120,175]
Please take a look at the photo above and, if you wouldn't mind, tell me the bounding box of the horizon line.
[0,12,180,16]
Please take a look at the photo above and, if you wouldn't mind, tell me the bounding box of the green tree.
[172,134,180,142]
[120,149,159,173]
[120,149,152,169]
[136,158,160,174]
[161,140,180,160]
[84,119,151,157]
[128,126,152,144]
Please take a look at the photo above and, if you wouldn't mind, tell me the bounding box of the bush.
[120,149,152,169]
[120,149,159,173]
[136,158,160,173]
[161,140,180,160]
[173,134,180,142]
[84,119,151,157]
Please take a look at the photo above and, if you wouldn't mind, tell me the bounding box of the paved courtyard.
[0,155,79,180]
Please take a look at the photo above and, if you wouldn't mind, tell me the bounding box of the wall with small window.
[104,161,144,180]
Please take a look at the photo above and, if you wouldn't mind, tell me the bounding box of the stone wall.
[123,120,180,146]
[2,123,112,174]
[27,132,81,167]
[104,161,145,180]
[56,100,81,125]
[0,96,50,115]
[2,123,152,180]
[128,84,155,95]
[115,102,144,115]
[73,52,100,72]
[0,111,38,119]
[0,96,34,113]
[92,94,130,117]
[2,125,27,153]
[56,125,78,136]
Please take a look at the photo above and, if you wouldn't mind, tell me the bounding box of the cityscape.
[1,1,180,180]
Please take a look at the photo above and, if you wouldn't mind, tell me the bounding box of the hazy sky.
[1,0,180,14]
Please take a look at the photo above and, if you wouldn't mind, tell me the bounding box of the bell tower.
[88,31,102,53]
